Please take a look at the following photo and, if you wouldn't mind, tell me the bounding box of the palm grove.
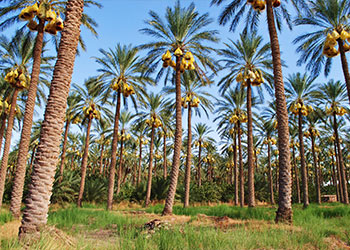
[0,0,349,238]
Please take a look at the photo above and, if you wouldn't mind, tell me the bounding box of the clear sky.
[4,0,348,149]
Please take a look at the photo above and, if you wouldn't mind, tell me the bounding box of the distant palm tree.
[94,43,148,210]
[140,1,219,215]
[294,0,350,105]
[18,0,85,237]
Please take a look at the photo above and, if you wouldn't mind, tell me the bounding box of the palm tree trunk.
[333,113,349,204]
[334,142,344,202]
[137,140,143,185]
[145,126,155,207]
[184,106,192,208]
[331,155,340,202]
[310,134,321,204]
[77,118,92,207]
[162,56,182,215]
[0,112,7,157]
[268,142,275,205]
[59,120,70,182]
[107,91,121,210]
[19,0,84,237]
[116,135,125,196]
[238,122,244,207]
[9,19,45,218]
[292,146,301,203]
[28,145,37,174]
[99,143,104,175]
[197,143,202,187]
[163,134,167,179]
[337,40,350,105]
[298,111,309,208]
[247,81,255,207]
[266,0,292,223]
[0,88,19,208]
[233,129,238,206]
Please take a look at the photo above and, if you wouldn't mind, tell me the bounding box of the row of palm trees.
[0,0,349,238]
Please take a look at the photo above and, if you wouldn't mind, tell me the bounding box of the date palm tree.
[218,32,272,207]
[294,0,350,105]
[18,0,85,238]
[314,79,349,204]
[73,79,112,207]
[93,43,148,210]
[140,1,219,215]
[211,0,298,223]
[286,72,317,208]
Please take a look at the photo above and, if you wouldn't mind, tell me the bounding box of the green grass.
[2,203,350,249]
[0,208,12,225]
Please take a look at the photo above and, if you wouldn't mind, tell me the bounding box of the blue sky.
[4,0,348,148]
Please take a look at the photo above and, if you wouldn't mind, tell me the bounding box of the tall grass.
[0,209,12,225]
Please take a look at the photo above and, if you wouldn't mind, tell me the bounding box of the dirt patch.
[324,236,350,250]
[0,219,21,240]
[121,210,192,225]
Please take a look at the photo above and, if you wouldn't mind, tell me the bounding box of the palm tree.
[93,43,147,210]
[218,32,272,207]
[131,121,148,185]
[0,33,35,208]
[140,1,219,215]
[159,109,174,179]
[136,92,165,207]
[286,72,317,208]
[18,0,85,238]
[314,79,349,204]
[212,0,295,223]
[73,78,112,207]
[294,0,350,105]
[216,87,247,207]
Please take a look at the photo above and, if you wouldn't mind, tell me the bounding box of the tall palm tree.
[73,79,112,207]
[216,87,247,207]
[159,109,174,179]
[286,72,317,208]
[93,43,148,210]
[212,0,295,223]
[136,92,165,207]
[218,32,272,207]
[0,33,35,208]
[140,1,219,215]
[314,79,349,204]
[131,121,148,185]
[294,0,350,105]
[18,0,85,238]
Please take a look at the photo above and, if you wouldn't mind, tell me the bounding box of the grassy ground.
[1,203,350,249]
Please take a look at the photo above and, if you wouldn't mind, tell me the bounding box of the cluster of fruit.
[161,49,195,72]
[83,104,100,119]
[328,150,335,157]
[145,116,162,128]
[0,100,9,114]
[203,155,215,164]
[325,105,347,116]
[181,94,200,108]
[263,137,277,145]
[72,117,81,124]
[304,128,320,138]
[290,141,300,148]
[236,69,264,87]
[323,30,350,58]
[4,68,29,90]
[120,131,131,141]
[247,0,281,12]
[228,144,238,152]
[229,112,248,124]
[137,138,149,145]
[111,79,135,97]
[154,153,162,160]
[194,140,209,148]
[290,102,313,116]
[19,2,64,35]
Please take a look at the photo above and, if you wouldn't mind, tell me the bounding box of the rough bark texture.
[333,113,349,204]
[163,134,167,179]
[310,134,321,204]
[238,122,244,207]
[77,118,92,207]
[107,91,121,210]
[0,88,20,208]
[298,111,309,208]
[338,40,350,106]
[266,0,292,224]
[233,129,238,206]
[162,56,182,215]
[116,135,124,196]
[145,126,155,207]
[268,142,275,205]
[247,82,255,207]
[19,0,84,237]
[184,106,192,208]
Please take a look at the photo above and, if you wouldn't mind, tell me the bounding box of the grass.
[1,203,350,249]
[0,208,12,225]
